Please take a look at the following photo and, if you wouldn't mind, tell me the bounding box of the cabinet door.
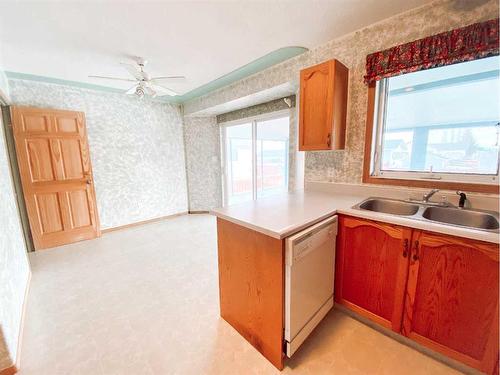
[335,215,411,331]
[299,59,348,151]
[402,230,499,374]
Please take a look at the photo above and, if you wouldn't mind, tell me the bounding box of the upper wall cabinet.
[299,59,349,151]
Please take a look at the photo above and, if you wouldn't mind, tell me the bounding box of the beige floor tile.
[18,214,463,374]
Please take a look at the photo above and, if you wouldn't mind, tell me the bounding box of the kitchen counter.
[211,189,500,244]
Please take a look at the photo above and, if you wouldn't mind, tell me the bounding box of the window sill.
[362,174,499,194]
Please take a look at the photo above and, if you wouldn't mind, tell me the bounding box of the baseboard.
[0,365,17,375]
[188,210,210,214]
[101,211,188,233]
[14,270,31,371]
[335,305,480,375]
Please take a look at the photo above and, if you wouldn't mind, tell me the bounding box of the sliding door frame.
[220,109,290,206]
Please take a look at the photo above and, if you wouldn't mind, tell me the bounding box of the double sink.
[353,197,499,233]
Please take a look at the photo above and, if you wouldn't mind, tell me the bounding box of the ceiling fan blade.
[125,84,139,95]
[151,84,179,97]
[150,76,186,82]
[120,62,145,81]
[88,75,136,82]
[144,86,157,97]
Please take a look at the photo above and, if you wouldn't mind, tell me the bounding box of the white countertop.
[210,190,500,244]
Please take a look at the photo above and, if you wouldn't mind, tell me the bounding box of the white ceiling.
[0,0,432,98]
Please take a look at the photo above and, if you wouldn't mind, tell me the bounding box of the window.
[368,56,500,187]
[222,112,290,205]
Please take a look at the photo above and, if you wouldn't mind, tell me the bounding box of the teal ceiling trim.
[176,46,308,103]
[5,71,175,103]
[5,71,125,94]
[5,46,308,104]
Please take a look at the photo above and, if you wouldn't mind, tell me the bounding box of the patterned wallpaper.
[8,79,189,229]
[216,95,296,123]
[0,70,9,102]
[0,112,30,370]
[183,116,222,211]
[183,0,499,185]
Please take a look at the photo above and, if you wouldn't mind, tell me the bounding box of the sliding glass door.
[222,113,290,206]
[256,116,289,199]
[224,122,253,205]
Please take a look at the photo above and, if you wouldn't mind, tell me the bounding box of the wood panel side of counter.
[216,218,285,370]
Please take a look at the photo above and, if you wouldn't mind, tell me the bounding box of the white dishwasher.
[284,215,337,357]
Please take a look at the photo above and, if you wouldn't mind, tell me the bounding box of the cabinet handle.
[412,240,420,261]
[402,238,408,258]
[327,133,331,148]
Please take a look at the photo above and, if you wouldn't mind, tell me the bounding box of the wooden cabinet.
[216,218,285,370]
[299,59,348,151]
[336,214,499,374]
[403,230,499,374]
[335,216,411,331]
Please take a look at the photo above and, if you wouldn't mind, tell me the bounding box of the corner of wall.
[0,70,10,104]
[0,103,30,374]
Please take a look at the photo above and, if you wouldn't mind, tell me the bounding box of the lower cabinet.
[403,230,499,374]
[335,215,411,331]
[336,215,499,374]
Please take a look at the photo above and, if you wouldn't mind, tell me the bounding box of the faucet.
[456,191,467,208]
[422,189,439,203]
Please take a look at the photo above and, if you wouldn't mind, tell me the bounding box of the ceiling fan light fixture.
[135,85,145,98]
[90,57,183,98]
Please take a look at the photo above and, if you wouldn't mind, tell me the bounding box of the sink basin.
[358,198,420,216]
[422,206,500,230]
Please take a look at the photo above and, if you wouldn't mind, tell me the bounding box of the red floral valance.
[364,18,499,85]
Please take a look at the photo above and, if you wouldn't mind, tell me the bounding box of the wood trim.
[401,231,422,338]
[341,215,402,238]
[481,302,500,375]
[336,298,393,330]
[417,229,499,261]
[408,331,485,372]
[392,227,412,332]
[0,365,17,375]
[337,303,487,375]
[101,212,188,233]
[362,85,500,194]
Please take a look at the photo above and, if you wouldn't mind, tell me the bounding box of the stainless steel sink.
[358,198,419,216]
[353,197,499,233]
[422,206,499,230]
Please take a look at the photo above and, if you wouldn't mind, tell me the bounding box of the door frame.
[219,109,291,206]
[1,106,35,251]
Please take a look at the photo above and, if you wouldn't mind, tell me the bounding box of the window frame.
[220,109,291,205]
[363,79,500,194]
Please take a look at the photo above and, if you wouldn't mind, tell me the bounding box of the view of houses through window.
[374,55,499,182]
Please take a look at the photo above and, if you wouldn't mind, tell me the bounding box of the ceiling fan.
[89,57,185,98]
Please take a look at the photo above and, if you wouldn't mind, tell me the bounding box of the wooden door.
[11,106,100,250]
[402,230,499,374]
[335,215,411,331]
[299,59,348,151]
